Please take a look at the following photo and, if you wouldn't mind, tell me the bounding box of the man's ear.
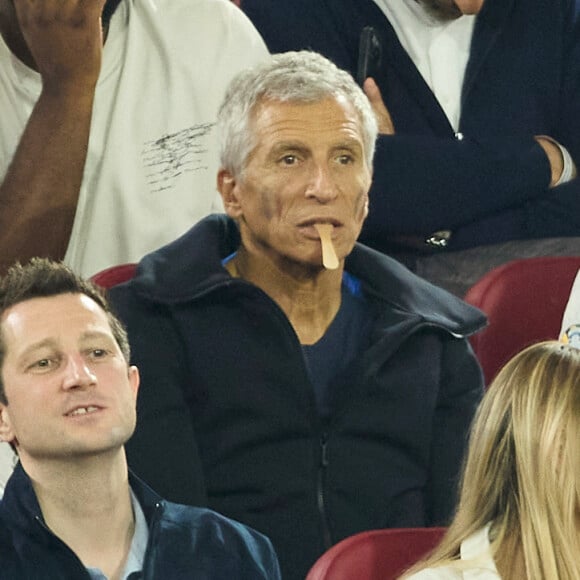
[362,170,372,219]
[128,365,140,402]
[217,169,243,219]
[0,404,16,447]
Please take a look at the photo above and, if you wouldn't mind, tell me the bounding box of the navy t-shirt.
[302,272,373,417]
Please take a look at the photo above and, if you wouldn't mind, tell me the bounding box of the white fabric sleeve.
[560,269,580,340]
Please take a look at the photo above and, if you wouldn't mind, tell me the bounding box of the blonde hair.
[403,341,580,579]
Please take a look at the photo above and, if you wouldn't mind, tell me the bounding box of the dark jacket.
[109,215,486,580]
[241,0,580,251]
[0,462,280,579]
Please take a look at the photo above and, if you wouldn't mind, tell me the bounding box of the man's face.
[219,96,372,271]
[0,293,139,464]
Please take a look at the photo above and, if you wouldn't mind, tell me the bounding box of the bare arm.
[0,0,106,273]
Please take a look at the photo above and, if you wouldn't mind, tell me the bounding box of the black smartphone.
[356,26,383,86]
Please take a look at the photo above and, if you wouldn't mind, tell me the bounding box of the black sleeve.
[427,337,484,525]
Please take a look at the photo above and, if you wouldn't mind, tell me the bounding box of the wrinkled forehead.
[250,95,365,140]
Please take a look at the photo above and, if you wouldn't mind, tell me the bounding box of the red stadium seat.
[464,256,580,384]
[90,263,137,288]
[305,527,446,580]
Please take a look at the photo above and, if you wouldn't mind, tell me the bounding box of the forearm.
[0,87,95,272]
[0,0,106,273]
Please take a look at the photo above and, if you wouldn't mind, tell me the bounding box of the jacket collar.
[0,461,164,535]
[129,214,486,338]
[361,0,515,127]
[0,462,44,537]
[463,0,516,102]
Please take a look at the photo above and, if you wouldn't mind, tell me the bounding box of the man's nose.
[61,354,97,390]
[304,164,338,202]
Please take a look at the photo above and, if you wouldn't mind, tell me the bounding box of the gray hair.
[217,51,378,177]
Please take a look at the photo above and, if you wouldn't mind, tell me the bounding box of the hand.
[13,0,106,94]
[363,77,395,135]
[534,136,577,188]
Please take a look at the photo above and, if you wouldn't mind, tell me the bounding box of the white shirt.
[406,524,500,579]
[0,444,16,496]
[371,0,476,130]
[560,268,580,343]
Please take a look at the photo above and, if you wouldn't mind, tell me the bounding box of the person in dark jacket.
[0,259,280,580]
[240,0,580,296]
[107,51,487,580]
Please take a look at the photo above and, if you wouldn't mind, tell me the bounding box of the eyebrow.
[269,141,310,157]
[331,140,364,154]
[79,330,115,343]
[17,331,115,361]
[269,139,363,157]
[19,338,58,361]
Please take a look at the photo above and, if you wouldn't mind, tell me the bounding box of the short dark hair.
[0,258,130,404]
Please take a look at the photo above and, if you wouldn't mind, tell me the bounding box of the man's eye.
[28,359,55,372]
[90,349,108,359]
[280,155,298,165]
[337,154,354,165]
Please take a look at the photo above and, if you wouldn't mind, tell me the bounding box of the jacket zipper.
[317,433,332,549]
[140,501,163,579]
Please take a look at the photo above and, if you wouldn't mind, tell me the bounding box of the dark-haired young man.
[0,259,280,580]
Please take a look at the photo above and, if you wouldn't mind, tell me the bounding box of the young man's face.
[0,293,139,465]
[219,96,372,271]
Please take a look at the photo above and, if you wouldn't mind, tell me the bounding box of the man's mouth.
[298,218,342,228]
[66,406,101,417]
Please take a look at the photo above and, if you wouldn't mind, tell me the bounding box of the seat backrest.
[464,256,580,385]
[90,263,137,288]
[305,527,446,580]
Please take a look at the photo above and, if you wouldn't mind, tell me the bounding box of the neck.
[229,247,344,345]
[22,450,135,580]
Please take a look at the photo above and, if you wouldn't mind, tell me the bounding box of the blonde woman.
[403,340,580,579]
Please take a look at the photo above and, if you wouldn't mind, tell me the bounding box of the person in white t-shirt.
[0,0,269,277]
[402,340,580,579]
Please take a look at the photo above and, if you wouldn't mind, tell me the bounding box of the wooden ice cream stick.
[315,223,339,270]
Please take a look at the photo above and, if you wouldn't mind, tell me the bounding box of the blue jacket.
[241,0,580,252]
[108,215,486,580]
[0,463,281,579]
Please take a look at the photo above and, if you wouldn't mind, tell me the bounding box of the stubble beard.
[417,0,462,21]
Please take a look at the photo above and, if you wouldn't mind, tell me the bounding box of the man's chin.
[419,0,462,21]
